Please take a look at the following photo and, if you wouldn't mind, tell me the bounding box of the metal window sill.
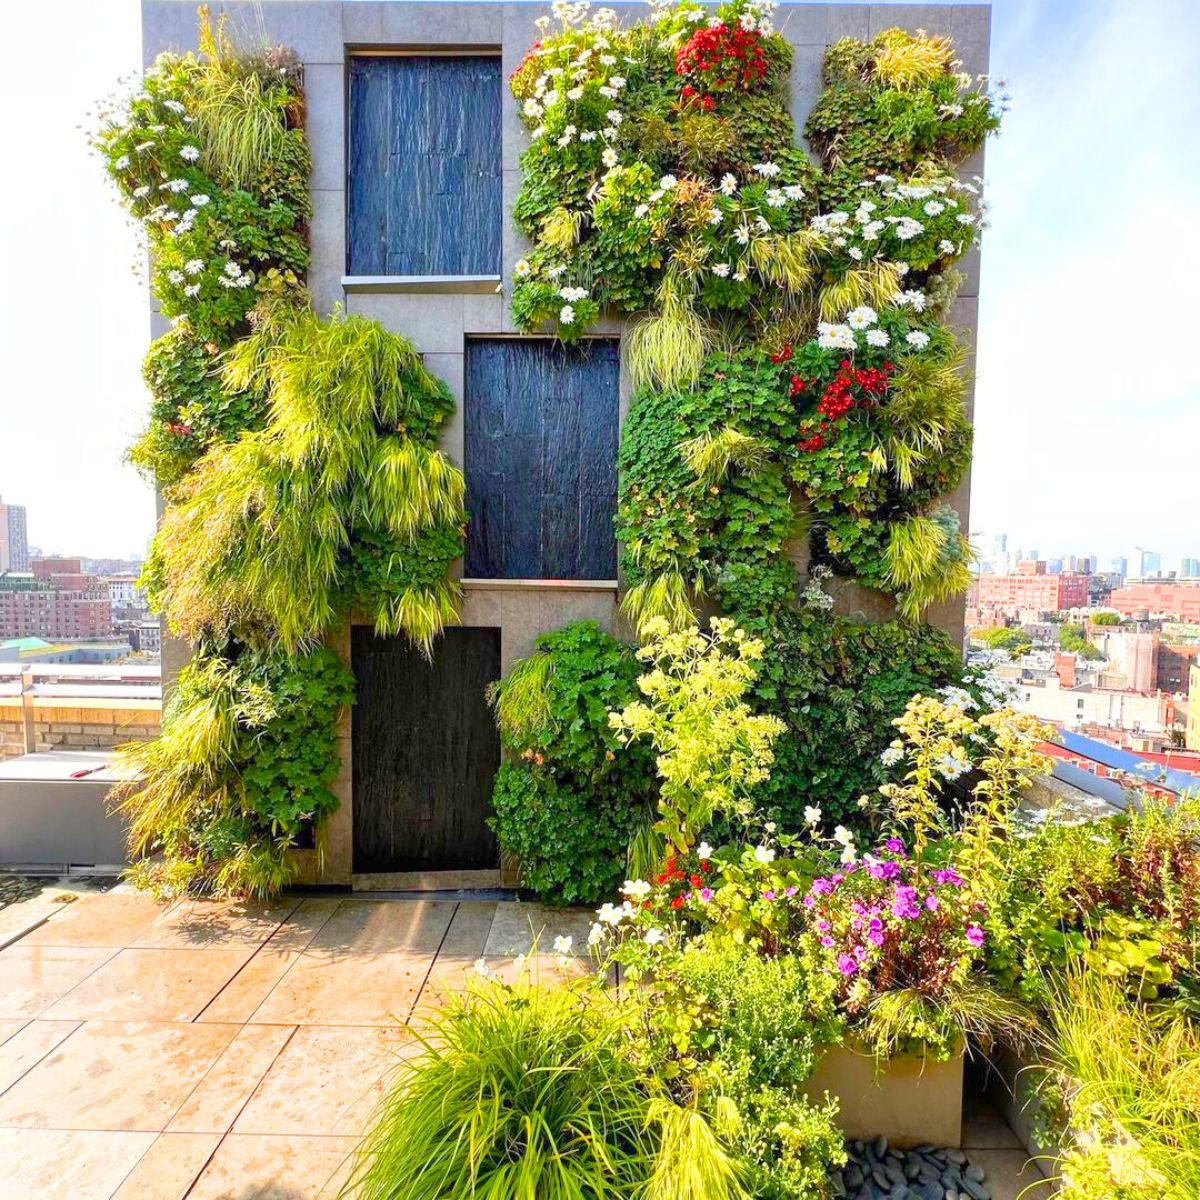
[342,275,502,295]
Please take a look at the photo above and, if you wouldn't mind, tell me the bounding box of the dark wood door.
[352,627,501,873]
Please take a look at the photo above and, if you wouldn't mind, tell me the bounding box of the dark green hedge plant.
[487,622,656,905]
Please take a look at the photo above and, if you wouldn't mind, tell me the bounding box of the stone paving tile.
[110,1131,222,1200]
[305,898,456,957]
[1,1127,158,1200]
[183,1132,360,1200]
[421,900,497,992]
[0,1020,80,1095]
[0,945,117,1019]
[0,1017,28,1045]
[41,947,257,1022]
[232,1024,412,1136]
[167,1023,296,1134]
[111,1132,223,1200]
[968,1148,1057,1199]
[484,899,595,957]
[195,947,306,1025]
[0,1020,240,1132]
[963,1098,1025,1150]
[17,894,169,949]
[129,899,300,950]
[247,947,438,1026]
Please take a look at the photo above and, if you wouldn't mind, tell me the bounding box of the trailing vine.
[96,10,466,895]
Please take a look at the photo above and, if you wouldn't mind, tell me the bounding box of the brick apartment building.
[976,560,1090,618]
[0,558,114,640]
[1108,581,1200,622]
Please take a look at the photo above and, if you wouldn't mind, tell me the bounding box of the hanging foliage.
[145,302,465,654]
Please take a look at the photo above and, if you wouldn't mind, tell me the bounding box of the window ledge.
[342,275,502,295]
[461,579,618,593]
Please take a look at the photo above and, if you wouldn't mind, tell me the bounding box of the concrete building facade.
[142,0,992,886]
[0,497,29,574]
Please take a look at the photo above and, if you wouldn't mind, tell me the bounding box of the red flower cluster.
[770,344,794,364]
[679,85,717,111]
[165,421,193,437]
[654,854,711,909]
[675,23,768,93]
[794,360,893,454]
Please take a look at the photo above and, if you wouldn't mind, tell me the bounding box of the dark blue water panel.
[348,55,502,276]
[465,339,620,580]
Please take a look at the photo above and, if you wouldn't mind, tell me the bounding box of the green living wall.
[490,0,1007,899]
[96,11,467,896]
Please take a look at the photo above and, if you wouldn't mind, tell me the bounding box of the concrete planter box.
[0,750,132,871]
[987,1041,1060,1175]
[804,1045,964,1148]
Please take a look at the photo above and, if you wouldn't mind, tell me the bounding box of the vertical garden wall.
[109,1,1002,896]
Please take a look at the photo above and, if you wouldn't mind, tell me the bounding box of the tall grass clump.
[1043,970,1200,1200]
[351,973,656,1200]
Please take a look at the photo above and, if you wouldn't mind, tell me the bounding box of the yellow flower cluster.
[610,617,784,853]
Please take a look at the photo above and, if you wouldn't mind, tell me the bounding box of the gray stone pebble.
[831,1140,991,1200]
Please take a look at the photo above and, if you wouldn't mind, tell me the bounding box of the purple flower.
[868,859,901,881]
[811,878,833,896]
[698,887,714,902]
[816,919,830,932]
[965,924,985,947]
[821,935,835,947]
[891,885,921,921]
[836,953,859,976]
[784,886,798,897]
[925,894,939,912]
[933,868,964,888]
[803,894,817,908]
[884,837,906,856]
[762,889,776,901]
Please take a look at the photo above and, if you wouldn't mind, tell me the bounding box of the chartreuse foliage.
[146,302,465,654]
[110,645,353,898]
[511,0,1000,624]
[487,622,654,905]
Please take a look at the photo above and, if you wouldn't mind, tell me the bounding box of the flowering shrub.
[675,23,769,95]
[609,617,785,854]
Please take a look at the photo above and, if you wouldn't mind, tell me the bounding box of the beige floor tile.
[0,1020,239,1131]
[0,1018,29,1045]
[0,1127,157,1200]
[17,895,170,948]
[130,899,300,950]
[0,945,116,1018]
[248,949,435,1025]
[111,1131,221,1200]
[233,1025,411,1136]
[967,1148,1056,1199]
[265,898,345,951]
[196,947,305,1024]
[183,1133,360,1200]
[0,1020,80,1094]
[168,1024,296,1134]
[305,899,455,956]
[41,947,256,1022]
[484,900,595,957]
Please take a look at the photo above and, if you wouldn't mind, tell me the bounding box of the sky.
[0,0,1197,567]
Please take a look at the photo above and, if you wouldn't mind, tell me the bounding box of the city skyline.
[1,0,1198,559]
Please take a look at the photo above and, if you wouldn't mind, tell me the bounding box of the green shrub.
[490,765,640,907]
[487,622,654,904]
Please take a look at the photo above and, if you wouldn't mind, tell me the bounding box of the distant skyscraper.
[1134,548,1163,577]
[1111,556,1128,578]
[0,496,30,573]
[1182,557,1200,579]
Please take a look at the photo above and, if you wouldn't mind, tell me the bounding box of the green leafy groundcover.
[487,622,655,905]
